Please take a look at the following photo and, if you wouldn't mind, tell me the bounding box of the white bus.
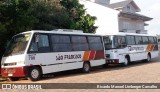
[1,29,106,81]
[103,33,159,66]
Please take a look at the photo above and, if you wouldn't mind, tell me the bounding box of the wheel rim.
[84,63,89,71]
[147,55,151,61]
[124,58,128,65]
[31,69,39,79]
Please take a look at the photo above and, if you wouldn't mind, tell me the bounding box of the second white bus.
[103,33,159,66]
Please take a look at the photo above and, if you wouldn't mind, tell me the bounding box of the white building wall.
[119,17,144,32]
[79,0,120,35]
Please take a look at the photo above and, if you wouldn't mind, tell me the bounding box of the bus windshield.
[4,33,31,56]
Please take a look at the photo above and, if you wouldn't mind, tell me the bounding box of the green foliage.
[0,0,97,58]
[60,0,97,33]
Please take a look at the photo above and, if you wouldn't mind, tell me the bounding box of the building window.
[127,6,131,12]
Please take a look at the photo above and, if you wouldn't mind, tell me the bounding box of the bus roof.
[102,32,156,37]
[18,30,101,36]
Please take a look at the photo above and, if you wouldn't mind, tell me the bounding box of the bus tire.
[27,66,42,81]
[82,62,90,73]
[146,54,151,62]
[8,77,19,81]
[122,57,129,66]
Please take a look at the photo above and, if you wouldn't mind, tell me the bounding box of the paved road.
[1,57,160,92]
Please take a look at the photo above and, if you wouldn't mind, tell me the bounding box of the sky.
[111,0,160,35]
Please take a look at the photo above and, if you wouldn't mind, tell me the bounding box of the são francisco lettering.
[56,54,81,60]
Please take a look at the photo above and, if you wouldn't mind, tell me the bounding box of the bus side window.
[72,36,89,51]
[148,37,154,44]
[38,34,50,52]
[88,36,103,50]
[142,37,149,44]
[114,36,126,48]
[51,35,72,52]
[154,37,158,44]
[29,37,38,52]
[29,34,50,53]
[30,40,38,52]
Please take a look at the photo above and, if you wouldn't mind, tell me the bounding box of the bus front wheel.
[82,62,90,73]
[146,54,151,62]
[27,66,42,81]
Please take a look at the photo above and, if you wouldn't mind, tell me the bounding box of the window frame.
[148,36,155,44]
[113,36,127,49]
[28,33,51,53]
[142,36,149,44]
[135,36,143,45]
[71,35,89,51]
[126,35,136,45]
[88,36,104,50]
[51,34,72,52]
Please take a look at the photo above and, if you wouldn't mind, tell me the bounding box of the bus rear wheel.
[122,57,129,66]
[82,62,90,73]
[27,66,42,81]
[146,54,151,62]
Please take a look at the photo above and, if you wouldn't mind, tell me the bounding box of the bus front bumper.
[106,59,119,64]
[1,66,29,77]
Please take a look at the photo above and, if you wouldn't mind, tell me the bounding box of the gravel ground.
[1,57,160,92]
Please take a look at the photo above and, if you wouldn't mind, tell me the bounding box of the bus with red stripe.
[1,29,106,81]
[103,33,159,66]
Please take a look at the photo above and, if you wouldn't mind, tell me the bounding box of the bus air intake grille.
[4,62,17,66]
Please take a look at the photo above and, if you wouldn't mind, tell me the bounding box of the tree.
[0,0,97,59]
[0,0,73,59]
[60,0,97,33]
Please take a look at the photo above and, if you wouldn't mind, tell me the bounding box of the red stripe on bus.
[149,44,154,51]
[89,50,96,60]
[83,51,90,61]
[94,50,105,60]
[1,66,29,77]
[151,45,155,51]
[147,44,150,51]
[146,44,151,51]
